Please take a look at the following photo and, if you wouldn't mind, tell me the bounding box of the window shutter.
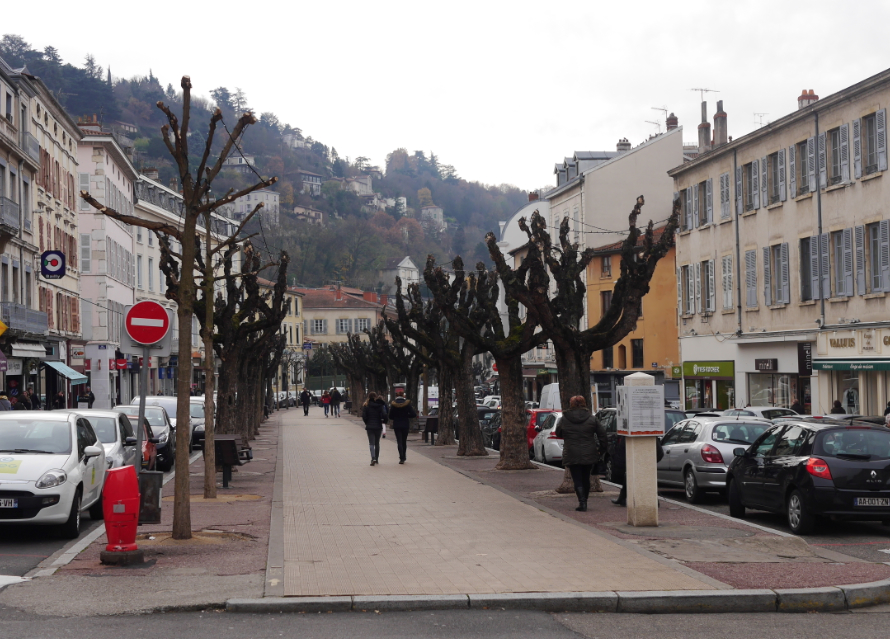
[719,174,727,219]
[780,243,790,304]
[842,228,854,297]
[722,255,733,309]
[322,319,328,335]
[855,225,866,295]
[676,269,682,316]
[79,174,90,210]
[789,145,797,196]
[686,267,695,315]
[684,187,692,230]
[745,250,757,307]
[349,319,354,333]
[807,136,817,193]
[840,123,850,182]
[692,184,699,227]
[751,159,759,209]
[877,108,887,172]
[304,320,308,336]
[707,259,716,311]
[735,166,742,215]
[693,262,702,314]
[853,119,863,179]
[809,235,821,300]
[760,156,767,206]
[777,149,786,201]
[705,178,713,224]
[762,246,772,306]
[880,219,890,292]
[819,232,831,299]
[818,132,827,189]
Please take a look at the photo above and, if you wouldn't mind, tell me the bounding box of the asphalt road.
[0,516,103,577]
[0,608,889,639]
[657,486,890,564]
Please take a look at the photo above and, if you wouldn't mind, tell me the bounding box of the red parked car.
[492,409,556,456]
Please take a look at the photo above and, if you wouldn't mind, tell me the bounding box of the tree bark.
[495,355,534,470]
[202,217,217,499]
[456,343,487,456]
[172,227,195,539]
[435,365,456,446]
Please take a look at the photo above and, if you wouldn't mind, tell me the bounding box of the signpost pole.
[137,346,149,473]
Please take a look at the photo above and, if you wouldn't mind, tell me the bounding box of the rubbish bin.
[103,466,140,552]
[138,470,164,525]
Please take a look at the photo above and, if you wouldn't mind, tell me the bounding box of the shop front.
[813,328,890,416]
[681,361,735,411]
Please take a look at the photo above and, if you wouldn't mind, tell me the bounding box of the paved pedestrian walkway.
[280,409,712,596]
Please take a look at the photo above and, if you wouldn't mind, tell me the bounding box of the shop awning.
[11,343,47,359]
[43,361,88,384]
[812,359,890,371]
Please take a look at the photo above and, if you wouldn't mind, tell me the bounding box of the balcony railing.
[24,132,39,163]
[0,302,48,335]
[0,196,20,232]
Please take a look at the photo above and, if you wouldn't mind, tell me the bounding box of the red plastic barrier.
[102,465,141,552]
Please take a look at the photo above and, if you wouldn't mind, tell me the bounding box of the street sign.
[41,251,66,279]
[125,301,170,345]
[303,342,312,350]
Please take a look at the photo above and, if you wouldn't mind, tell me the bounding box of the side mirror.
[733,447,746,457]
[84,445,102,458]
[534,426,542,432]
[148,437,160,444]
[124,436,138,446]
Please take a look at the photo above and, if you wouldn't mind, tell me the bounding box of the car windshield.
[189,404,204,419]
[114,406,166,427]
[86,417,118,444]
[0,419,72,454]
[815,429,890,459]
[711,422,771,445]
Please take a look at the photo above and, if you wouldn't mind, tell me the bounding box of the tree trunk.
[495,355,533,470]
[455,344,487,456]
[553,338,597,493]
[215,345,242,435]
[203,218,217,499]
[435,365,455,446]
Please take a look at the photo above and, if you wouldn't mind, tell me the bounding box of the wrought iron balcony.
[0,196,20,233]
[0,302,48,335]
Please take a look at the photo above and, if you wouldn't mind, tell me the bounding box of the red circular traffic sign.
[125,301,170,345]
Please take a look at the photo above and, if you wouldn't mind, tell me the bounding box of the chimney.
[528,191,539,202]
[712,100,728,148]
[798,89,819,110]
[666,112,679,131]
[616,138,632,153]
[379,294,388,306]
[334,286,343,301]
[142,167,159,181]
[698,101,712,154]
[169,176,179,191]
[362,291,377,303]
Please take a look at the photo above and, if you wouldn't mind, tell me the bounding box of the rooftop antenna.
[754,112,769,127]
[691,88,719,102]
[651,106,668,122]
[645,120,662,134]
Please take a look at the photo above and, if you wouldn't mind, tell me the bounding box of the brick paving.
[281,409,711,596]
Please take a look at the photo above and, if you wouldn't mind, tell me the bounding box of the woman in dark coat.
[555,395,607,512]
[362,392,388,466]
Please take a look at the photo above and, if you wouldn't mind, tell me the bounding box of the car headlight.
[36,469,68,489]
[158,430,169,445]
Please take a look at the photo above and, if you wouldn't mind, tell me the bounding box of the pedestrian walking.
[80,386,96,409]
[300,388,312,415]
[830,400,847,414]
[388,387,417,464]
[555,396,607,512]
[0,394,11,411]
[362,391,388,466]
[330,388,342,417]
[791,397,804,414]
[27,386,41,410]
[322,391,331,417]
[53,391,65,410]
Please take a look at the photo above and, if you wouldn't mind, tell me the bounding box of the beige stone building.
[670,70,890,415]
[296,286,387,347]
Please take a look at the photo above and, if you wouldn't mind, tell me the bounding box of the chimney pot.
[798,89,819,110]
[713,100,728,148]
[528,192,539,202]
[666,112,679,130]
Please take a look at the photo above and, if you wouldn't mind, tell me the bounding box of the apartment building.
[670,70,890,415]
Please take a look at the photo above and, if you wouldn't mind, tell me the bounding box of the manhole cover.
[600,523,754,539]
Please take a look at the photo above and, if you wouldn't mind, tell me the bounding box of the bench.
[422,417,439,444]
[213,434,253,488]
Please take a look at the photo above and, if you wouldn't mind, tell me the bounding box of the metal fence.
[0,196,20,232]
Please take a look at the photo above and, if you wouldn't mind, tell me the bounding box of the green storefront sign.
[682,361,735,379]
[812,359,890,371]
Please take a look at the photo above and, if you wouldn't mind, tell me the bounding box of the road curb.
[225,578,890,614]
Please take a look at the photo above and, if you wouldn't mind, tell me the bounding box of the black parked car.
[727,421,890,534]
[597,408,686,481]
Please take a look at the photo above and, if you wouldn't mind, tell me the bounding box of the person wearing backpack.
[556,395,607,512]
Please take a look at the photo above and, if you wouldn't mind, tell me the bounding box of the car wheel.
[787,489,815,535]
[604,456,613,483]
[88,491,104,520]
[684,468,704,504]
[728,479,745,518]
[60,489,82,539]
[158,453,174,472]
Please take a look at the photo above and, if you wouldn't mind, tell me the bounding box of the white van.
[538,383,561,410]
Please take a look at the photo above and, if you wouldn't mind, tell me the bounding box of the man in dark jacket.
[555,396,607,511]
[330,388,342,417]
[27,386,41,410]
[299,388,312,416]
[362,392,388,465]
[388,388,417,464]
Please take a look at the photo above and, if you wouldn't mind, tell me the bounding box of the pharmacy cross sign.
[124,301,170,345]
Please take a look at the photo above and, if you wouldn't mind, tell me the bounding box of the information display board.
[617,385,665,436]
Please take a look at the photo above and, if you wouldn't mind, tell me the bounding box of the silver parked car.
[722,407,799,420]
[74,410,140,470]
[657,418,772,503]
[532,412,564,465]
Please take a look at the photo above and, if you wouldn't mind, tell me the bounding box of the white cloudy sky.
[14,0,890,190]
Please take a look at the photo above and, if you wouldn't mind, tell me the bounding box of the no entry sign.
[125,301,170,345]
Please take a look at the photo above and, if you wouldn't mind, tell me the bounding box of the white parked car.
[722,407,799,420]
[532,411,564,465]
[0,411,107,538]
[74,410,141,470]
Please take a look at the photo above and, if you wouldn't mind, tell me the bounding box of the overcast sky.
[15,0,890,191]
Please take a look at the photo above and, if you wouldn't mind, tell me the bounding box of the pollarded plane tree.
[329,342,366,413]
[80,76,278,539]
[486,195,681,489]
[349,332,389,400]
[366,321,424,421]
[424,254,550,469]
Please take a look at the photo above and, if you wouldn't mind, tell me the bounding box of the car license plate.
[855,497,890,507]
[0,498,18,508]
